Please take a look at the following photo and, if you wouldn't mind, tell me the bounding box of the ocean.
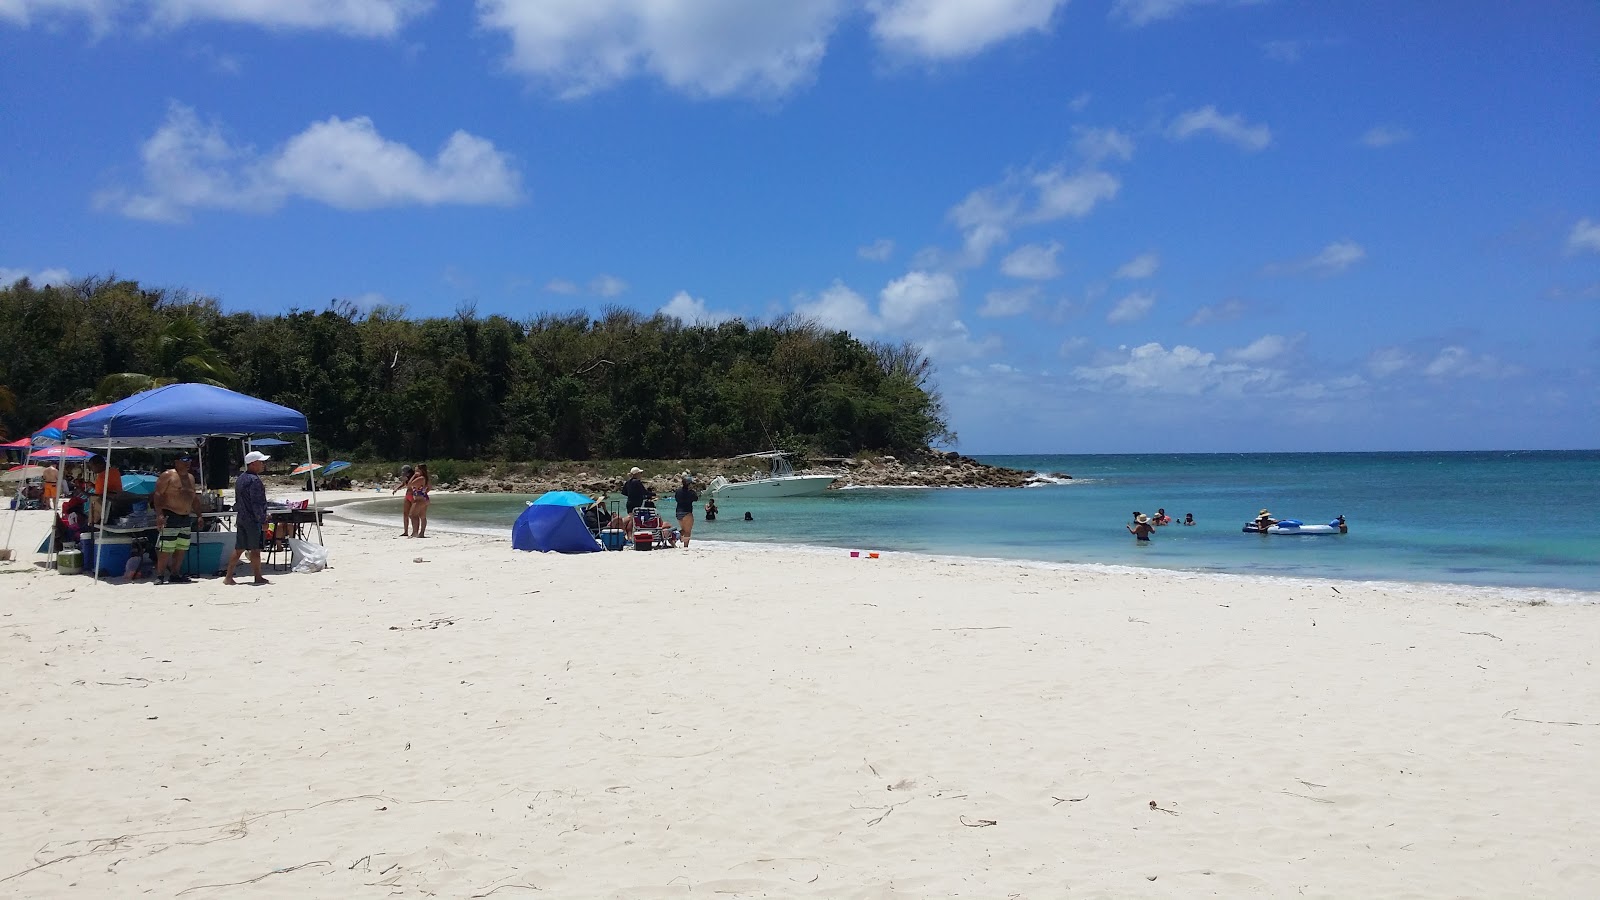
[338,451,1600,594]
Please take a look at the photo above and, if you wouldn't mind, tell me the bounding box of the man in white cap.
[224,451,271,585]
[622,466,647,513]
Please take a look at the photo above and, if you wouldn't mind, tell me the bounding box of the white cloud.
[0,266,72,287]
[1566,218,1600,255]
[544,278,579,295]
[794,280,880,334]
[1226,333,1295,364]
[1072,341,1297,397]
[1030,168,1120,221]
[1066,91,1091,112]
[869,0,1067,60]
[1106,290,1155,324]
[1360,125,1412,148]
[1114,251,1158,280]
[1367,345,1521,380]
[1366,346,1413,379]
[1168,105,1272,152]
[1074,126,1134,164]
[1266,240,1366,277]
[589,274,628,297]
[858,238,895,261]
[999,241,1062,280]
[1,0,429,36]
[476,0,845,99]
[1110,0,1254,27]
[880,270,959,329]
[1058,335,1089,357]
[660,290,734,325]
[1421,346,1521,380]
[97,103,522,222]
[1185,297,1247,325]
[979,285,1037,318]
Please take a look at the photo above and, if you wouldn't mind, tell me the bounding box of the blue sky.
[3,0,1597,454]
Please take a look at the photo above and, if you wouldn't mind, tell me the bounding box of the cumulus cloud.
[1185,297,1247,325]
[949,166,1119,266]
[871,0,1067,60]
[794,280,880,334]
[96,103,522,222]
[476,0,844,99]
[1567,218,1600,255]
[1110,0,1255,27]
[1114,251,1158,280]
[979,285,1037,318]
[1106,290,1155,324]
[1,0,429,36]
[1265,240,1366,277]
[660,290,735,325]
[1361,125,1412,148]
[544,278,579,295]
[1071,341,1304,397]
[880,270,959,329]
[0,266,72,286]
[1168,105,1272,152]
[858,238,895,261]
[999,241,1062,280]
[1226,333,1296,364]
[589,274,628,297]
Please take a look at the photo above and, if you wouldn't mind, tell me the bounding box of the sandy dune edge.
[1,511,1597,898]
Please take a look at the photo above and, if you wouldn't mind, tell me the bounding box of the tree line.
[0,276,954,461]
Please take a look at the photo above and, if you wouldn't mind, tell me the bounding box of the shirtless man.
[152,455,200,584]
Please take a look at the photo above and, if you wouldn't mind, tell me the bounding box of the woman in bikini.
[408,464,431,538]
[392,464,415,536]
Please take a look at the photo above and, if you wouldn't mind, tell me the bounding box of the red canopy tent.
[37,403,109,435]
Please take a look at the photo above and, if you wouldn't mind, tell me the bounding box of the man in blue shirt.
[224,451,272,585]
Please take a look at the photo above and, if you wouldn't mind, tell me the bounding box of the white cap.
[244,451,270,464]
[629,467,643,474]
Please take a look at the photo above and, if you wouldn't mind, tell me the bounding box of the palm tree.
[93,316,235,402]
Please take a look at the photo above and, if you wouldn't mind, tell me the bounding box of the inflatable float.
[1243,515,1348,535]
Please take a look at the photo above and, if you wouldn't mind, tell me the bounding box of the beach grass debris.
[1149,800,1179,815]
[959,816,998,827]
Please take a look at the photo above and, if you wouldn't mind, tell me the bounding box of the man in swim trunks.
[152,455,200,584]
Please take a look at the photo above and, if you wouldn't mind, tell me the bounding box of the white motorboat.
[707,451,836,499]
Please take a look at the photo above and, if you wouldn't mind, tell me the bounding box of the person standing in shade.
[673,476,699,549]
[224,451,272,585]
[152,455,200,583]
[622,466,647,513]
[1127,513,1154,542]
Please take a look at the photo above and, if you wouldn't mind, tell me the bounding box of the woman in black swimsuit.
[673,476,699,549]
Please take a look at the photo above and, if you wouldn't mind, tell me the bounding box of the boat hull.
[710,474,836,499]
[1243,519,1349,535]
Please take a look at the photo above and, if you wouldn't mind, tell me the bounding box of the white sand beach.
[2,500,1598,898]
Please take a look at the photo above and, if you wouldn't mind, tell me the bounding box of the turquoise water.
[346,451,1600,593]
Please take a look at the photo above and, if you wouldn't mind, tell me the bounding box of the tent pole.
[305,433,324,545]
[94,443,114,582]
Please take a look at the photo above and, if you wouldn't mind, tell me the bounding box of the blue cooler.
[600,528,627,551]
[85,535,135,578]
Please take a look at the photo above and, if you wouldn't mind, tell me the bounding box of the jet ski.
[1243,515,1348,535]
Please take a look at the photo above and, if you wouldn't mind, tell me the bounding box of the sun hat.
[629,466,643,475]
[1258,508,1271,516]
[1136,514,1150,524]
[243,451,270,464]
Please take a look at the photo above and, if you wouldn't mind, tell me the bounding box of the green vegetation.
[0,276,954,460]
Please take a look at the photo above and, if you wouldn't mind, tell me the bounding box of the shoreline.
[322,494,1600,605]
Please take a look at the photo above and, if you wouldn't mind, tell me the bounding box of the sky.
[2,0,1598,454]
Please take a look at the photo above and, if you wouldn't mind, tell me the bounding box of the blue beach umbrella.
[121,473,159,495]
[323,460,352,476]
[531,490,598,507]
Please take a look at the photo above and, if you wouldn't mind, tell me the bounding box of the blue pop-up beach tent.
[512,491,601,554]
[60,383,321,579]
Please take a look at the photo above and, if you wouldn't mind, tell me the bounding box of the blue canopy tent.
[63,384,320,579]
[512,491,602,554]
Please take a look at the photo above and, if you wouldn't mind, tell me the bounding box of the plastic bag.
[287,538,329,573]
